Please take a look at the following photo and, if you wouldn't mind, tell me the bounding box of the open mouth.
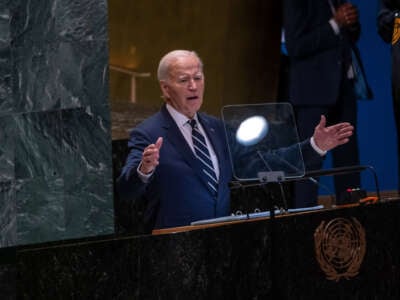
[187,96,198,100]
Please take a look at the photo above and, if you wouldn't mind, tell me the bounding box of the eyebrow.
[177,72,203,77]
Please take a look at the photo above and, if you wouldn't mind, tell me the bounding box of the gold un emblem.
[314,217,366,281]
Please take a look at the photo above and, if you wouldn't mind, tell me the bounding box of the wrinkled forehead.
[168,55,203,77]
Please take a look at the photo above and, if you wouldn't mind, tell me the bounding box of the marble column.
[0,0,114,247]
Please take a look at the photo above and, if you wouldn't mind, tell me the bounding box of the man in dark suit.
[377,0,400,194]
[117,50,355,230]
[283,0,361,207]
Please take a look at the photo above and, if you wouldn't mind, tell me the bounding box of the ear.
[159,80,170,99]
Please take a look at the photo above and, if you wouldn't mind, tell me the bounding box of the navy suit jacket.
[283,0,360,106]
[117,105,233,229]
[117,105,322,230]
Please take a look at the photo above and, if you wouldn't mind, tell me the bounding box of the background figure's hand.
[312,115,354,152]
[139,137,163,174]
[334,3,359,28]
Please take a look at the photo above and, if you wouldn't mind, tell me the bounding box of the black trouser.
[393,86,400,195]
[293,77,360,207]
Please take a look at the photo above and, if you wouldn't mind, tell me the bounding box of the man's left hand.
[312,115,354,151]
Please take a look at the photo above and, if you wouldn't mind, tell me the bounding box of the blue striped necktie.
[189,119,218,195]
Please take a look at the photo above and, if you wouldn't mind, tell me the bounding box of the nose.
[188,78,197,90]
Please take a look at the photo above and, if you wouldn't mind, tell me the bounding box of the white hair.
[157,50,203,81]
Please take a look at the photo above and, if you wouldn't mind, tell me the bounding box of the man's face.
[160,55,204,119]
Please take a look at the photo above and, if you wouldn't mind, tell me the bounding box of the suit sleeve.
[298,139,324,169]
[231,136,323,179]
[117,127,153,203]
[263,139,323,172]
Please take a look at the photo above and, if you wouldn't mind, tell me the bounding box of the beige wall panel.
[108,0,281,139]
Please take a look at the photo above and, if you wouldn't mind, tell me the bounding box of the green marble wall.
[0,0,114,247]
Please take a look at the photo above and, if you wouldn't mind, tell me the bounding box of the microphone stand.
[257,150,289,213]
[257,171,287,218]
[255,155,286,300]
[286,165,381,201]
[229,165,381,210]
[229,174,287,220]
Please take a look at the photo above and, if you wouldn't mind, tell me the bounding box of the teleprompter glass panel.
[221,102,304,181]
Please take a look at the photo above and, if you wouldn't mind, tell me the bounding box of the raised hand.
[312,115,354,151]
[139,137,163,174]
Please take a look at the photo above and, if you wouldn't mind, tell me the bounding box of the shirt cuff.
[310,136,327,156]
[137,162,153,183]
[329,18,340,35]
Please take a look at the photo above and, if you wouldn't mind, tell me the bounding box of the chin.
[188,101,201,111]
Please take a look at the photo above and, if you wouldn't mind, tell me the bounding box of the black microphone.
[268,151,336,206]
[300,165,381,201]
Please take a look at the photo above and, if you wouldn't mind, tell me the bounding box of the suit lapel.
[199,115,225,164]
[161,107,215,193]
[160,106,195,165]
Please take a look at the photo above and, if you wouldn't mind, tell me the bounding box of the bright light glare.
[236,116,268,146]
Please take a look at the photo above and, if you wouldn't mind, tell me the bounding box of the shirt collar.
[166,103,198,128]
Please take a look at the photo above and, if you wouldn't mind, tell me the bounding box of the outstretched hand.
[139,137,163,174]
[312,115,354,152]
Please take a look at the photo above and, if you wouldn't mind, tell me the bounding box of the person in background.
[283,0,363,207]
[117,50,355,230]
[377,0,400,194]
